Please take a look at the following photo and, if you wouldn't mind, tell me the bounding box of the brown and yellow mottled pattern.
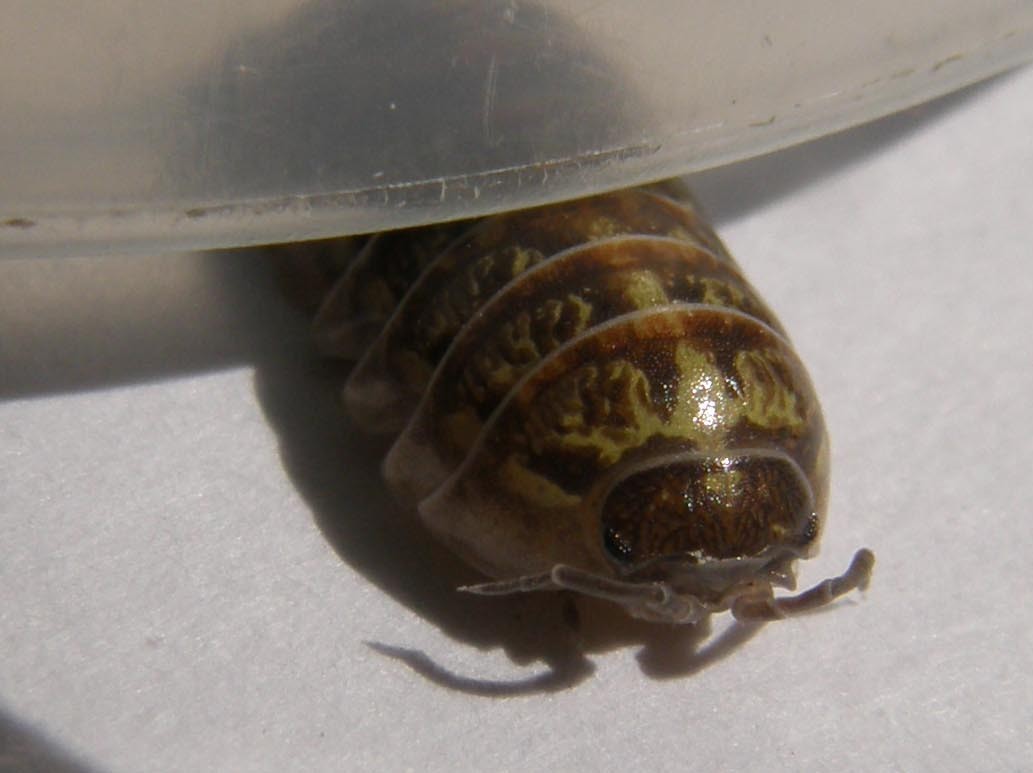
[311,219,472,359]
[399,189,726,364]
[299,185,830,584]
[490,307,820,501]
[421,305,825,576]
[383,234,792,504]
[343,189,728,430]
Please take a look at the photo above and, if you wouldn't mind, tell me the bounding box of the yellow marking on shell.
[461,295,593,405]
[541,294,594,348]
[697,277,746,309]
[498,311,540,362]
[665,226,695,243]
[667,343,741,443]
[421,246,545,355]
[734,349,805,431]
[609,270,669,309]
[503,340,739,502]
[421,255,495,345]
[527,358,660,465]
[508,245,539,276]
[463,339,526,405]
[581,216,628,240]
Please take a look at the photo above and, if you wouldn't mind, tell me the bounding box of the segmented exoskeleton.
[289,183,873,624]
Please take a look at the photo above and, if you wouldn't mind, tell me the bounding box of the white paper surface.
[2,67,1032,772]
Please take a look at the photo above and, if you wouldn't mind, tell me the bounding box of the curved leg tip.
[850,548,876,592]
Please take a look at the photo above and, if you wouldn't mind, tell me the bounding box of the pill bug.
[289,183,873,624]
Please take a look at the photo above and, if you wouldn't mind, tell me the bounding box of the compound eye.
[603,526,635,564]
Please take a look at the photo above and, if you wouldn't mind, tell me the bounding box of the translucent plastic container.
[2,0,1031,258]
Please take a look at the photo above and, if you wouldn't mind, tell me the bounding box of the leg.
[458,571,557,595]
[461,565,709,624]
[732,548,875,622]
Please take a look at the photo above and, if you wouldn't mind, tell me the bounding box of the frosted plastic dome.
[1,0,1031,258]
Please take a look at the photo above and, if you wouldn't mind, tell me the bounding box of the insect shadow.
[251,322,770,695]
[0,705,103,773]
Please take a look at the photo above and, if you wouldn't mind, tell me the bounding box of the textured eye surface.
[603,526,635,564]
[290,181,873,626]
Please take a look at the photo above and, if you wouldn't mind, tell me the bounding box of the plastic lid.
[2,0,1031,258]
